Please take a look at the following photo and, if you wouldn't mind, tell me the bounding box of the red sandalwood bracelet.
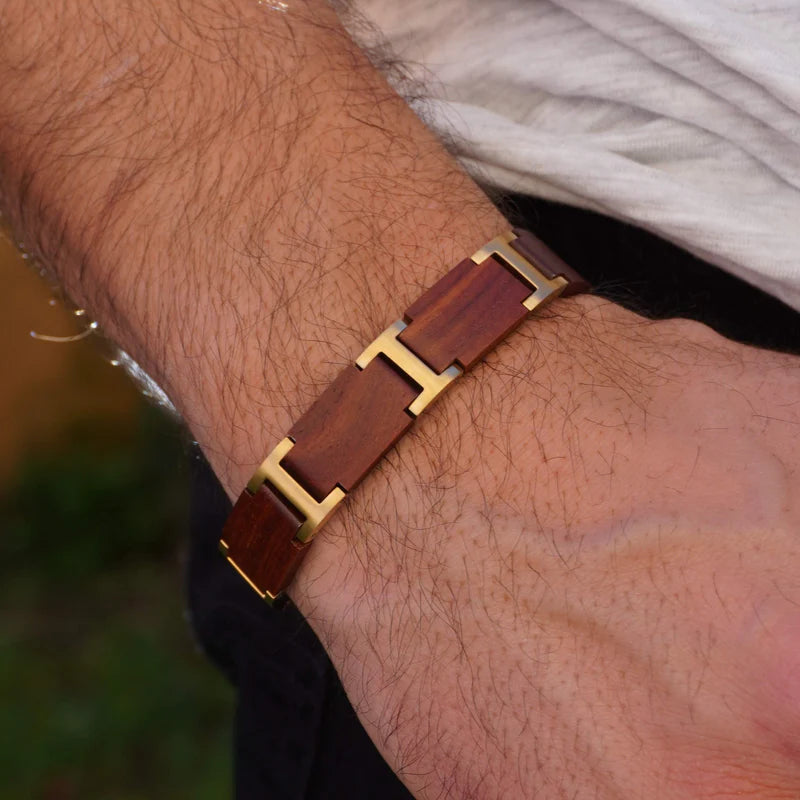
[220,229,589,604]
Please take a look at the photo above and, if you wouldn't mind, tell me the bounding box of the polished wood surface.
[223,482,308,599]
[285,359,417,501]
[399,256,529,372]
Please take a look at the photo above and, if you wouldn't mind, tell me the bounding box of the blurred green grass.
[0,408,232,800]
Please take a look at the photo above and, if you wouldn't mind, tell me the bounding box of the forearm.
[0,0,509,492]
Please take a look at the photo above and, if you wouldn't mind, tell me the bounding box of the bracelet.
[220,228,589,604]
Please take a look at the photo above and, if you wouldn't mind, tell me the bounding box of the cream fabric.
[354,0,800,311]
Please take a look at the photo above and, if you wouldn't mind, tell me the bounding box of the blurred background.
[0,227,232,799]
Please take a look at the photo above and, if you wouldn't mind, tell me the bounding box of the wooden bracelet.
[220,229,589,604]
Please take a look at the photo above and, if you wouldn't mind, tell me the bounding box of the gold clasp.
[356,320,461,416]
[471,232,568,311]
[246,437,346,544]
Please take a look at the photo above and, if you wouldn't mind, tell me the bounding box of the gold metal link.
[471,231,568,311]
[218,539,281,604]
[356,320,461,416]
[246,437,346,544]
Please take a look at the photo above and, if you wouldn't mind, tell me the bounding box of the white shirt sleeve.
[353,0,800,311]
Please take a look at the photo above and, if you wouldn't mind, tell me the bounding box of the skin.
[1,1,799,797]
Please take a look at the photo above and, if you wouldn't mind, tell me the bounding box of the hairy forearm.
[0,0,508,489]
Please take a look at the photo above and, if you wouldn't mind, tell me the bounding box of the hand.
[294,296,800,799]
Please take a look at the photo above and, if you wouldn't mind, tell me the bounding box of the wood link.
[284,358,418,502]
[398,255,531,373]
[221,230,587,603]
[509,227,591,296]
[220,483,307,602]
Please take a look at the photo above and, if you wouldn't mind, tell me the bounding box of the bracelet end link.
[219,538,283,607]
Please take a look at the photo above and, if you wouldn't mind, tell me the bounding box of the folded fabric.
[354,0,800,311]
